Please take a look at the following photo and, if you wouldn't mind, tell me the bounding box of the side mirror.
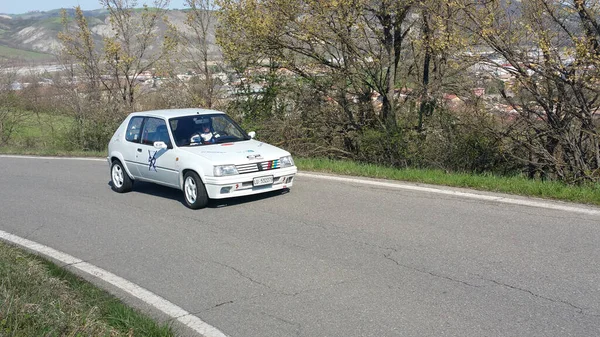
[248,131,256,139]
[153,141,168,149]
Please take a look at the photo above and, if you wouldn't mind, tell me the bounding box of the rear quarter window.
[126,117,144,143]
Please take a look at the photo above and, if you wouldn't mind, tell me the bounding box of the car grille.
[236,160,280,174]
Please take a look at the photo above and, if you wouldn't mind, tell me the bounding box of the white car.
[107,108,297,209]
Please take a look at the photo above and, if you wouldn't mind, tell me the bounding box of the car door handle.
[137,148,142,152]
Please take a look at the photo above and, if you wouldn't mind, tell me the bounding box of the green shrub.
[356,127,409,167]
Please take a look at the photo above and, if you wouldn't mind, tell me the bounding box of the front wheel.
[111,160,133,193]
[183,171,209,209]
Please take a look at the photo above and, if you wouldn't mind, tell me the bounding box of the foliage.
[216,0,415,130]
[177,0,222,108]
[0,63,27,146]
[3,0,600,186]
[450,0,600,183]
[214,0,600,184]
[54,1,179,151]
[100,0,178,107]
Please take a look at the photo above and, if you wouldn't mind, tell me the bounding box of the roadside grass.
[0,241,174,337]
[6,111,67,147]
[1,111,108,156]
[0,146,106,158]
[296,157,600,206]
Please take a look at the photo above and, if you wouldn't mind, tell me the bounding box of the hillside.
[0,8,219,63]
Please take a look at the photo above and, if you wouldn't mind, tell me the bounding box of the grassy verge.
[296,157,600,206]
[1,111,107,157]
[0,146,105,158]
[0,241,174,336]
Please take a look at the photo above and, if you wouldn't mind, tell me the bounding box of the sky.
[1,0,190,15]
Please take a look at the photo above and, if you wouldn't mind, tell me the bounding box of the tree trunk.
[418,10,432,133]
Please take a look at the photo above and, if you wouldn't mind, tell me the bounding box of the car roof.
[128,108,225,119]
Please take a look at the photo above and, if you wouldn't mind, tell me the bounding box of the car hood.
[178,140,290,165]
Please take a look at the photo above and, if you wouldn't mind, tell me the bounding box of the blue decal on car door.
[148,150,158,171]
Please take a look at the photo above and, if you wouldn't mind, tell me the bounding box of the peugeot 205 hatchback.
[107,108,297,209]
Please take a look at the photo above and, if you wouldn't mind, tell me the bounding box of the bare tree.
[57,1,178,150]
[100,0,178,107]
[0,60,26,146]
[454,0,600,183]
[59,1,178,109]
[179,0,221,108]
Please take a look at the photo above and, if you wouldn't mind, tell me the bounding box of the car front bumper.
[203,166,298,199]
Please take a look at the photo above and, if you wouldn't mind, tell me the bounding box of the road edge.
[0,229,228,337]
[298,172,600,216]
[2,154,599,215]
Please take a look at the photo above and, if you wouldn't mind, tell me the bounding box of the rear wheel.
[111,160,133,193]
[183,171,209,209]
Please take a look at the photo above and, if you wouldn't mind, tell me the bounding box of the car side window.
[141,117,171,146]
[125,117,144,143]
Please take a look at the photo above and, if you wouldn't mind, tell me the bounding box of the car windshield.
[169,114,250,147]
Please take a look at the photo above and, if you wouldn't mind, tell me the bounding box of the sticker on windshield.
[148,150,157,171]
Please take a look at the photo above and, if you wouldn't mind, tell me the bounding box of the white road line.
[2,154,598,216]
[0,230,228,337]
[298,172,600,216]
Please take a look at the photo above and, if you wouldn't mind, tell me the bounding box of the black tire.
[183,171,209,209]
[111,160,133,193]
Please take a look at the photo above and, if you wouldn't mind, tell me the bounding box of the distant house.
[10,82,23,90]
[443,93,463,110]
[472,87,485,97]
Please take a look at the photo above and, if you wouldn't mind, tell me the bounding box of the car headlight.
[214,165,238,176]
[279,155,294,168]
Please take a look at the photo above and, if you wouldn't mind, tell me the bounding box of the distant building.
[10,82,23,90]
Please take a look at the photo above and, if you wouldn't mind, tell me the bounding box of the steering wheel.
[190,134,202,143]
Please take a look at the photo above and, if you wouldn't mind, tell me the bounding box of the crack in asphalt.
[383,252,600,317]
[258,311,302,336]
[285,280,351,297]
[212,300,235,309]
[24,224,46,240]
[210,260,290,295]
[211,260,355,298]
[384,253,600,318]
[500,207,600,223]
[482,278,600,317]
[344,238,399,252]
[177,292,301,335]
[383,251,481,288]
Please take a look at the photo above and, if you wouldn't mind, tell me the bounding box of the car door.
[122,116,144,178]
[135,117,180,187]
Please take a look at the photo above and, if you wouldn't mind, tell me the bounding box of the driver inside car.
[190,122,220,144]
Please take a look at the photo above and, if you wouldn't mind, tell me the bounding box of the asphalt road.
[1,156,599,337]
